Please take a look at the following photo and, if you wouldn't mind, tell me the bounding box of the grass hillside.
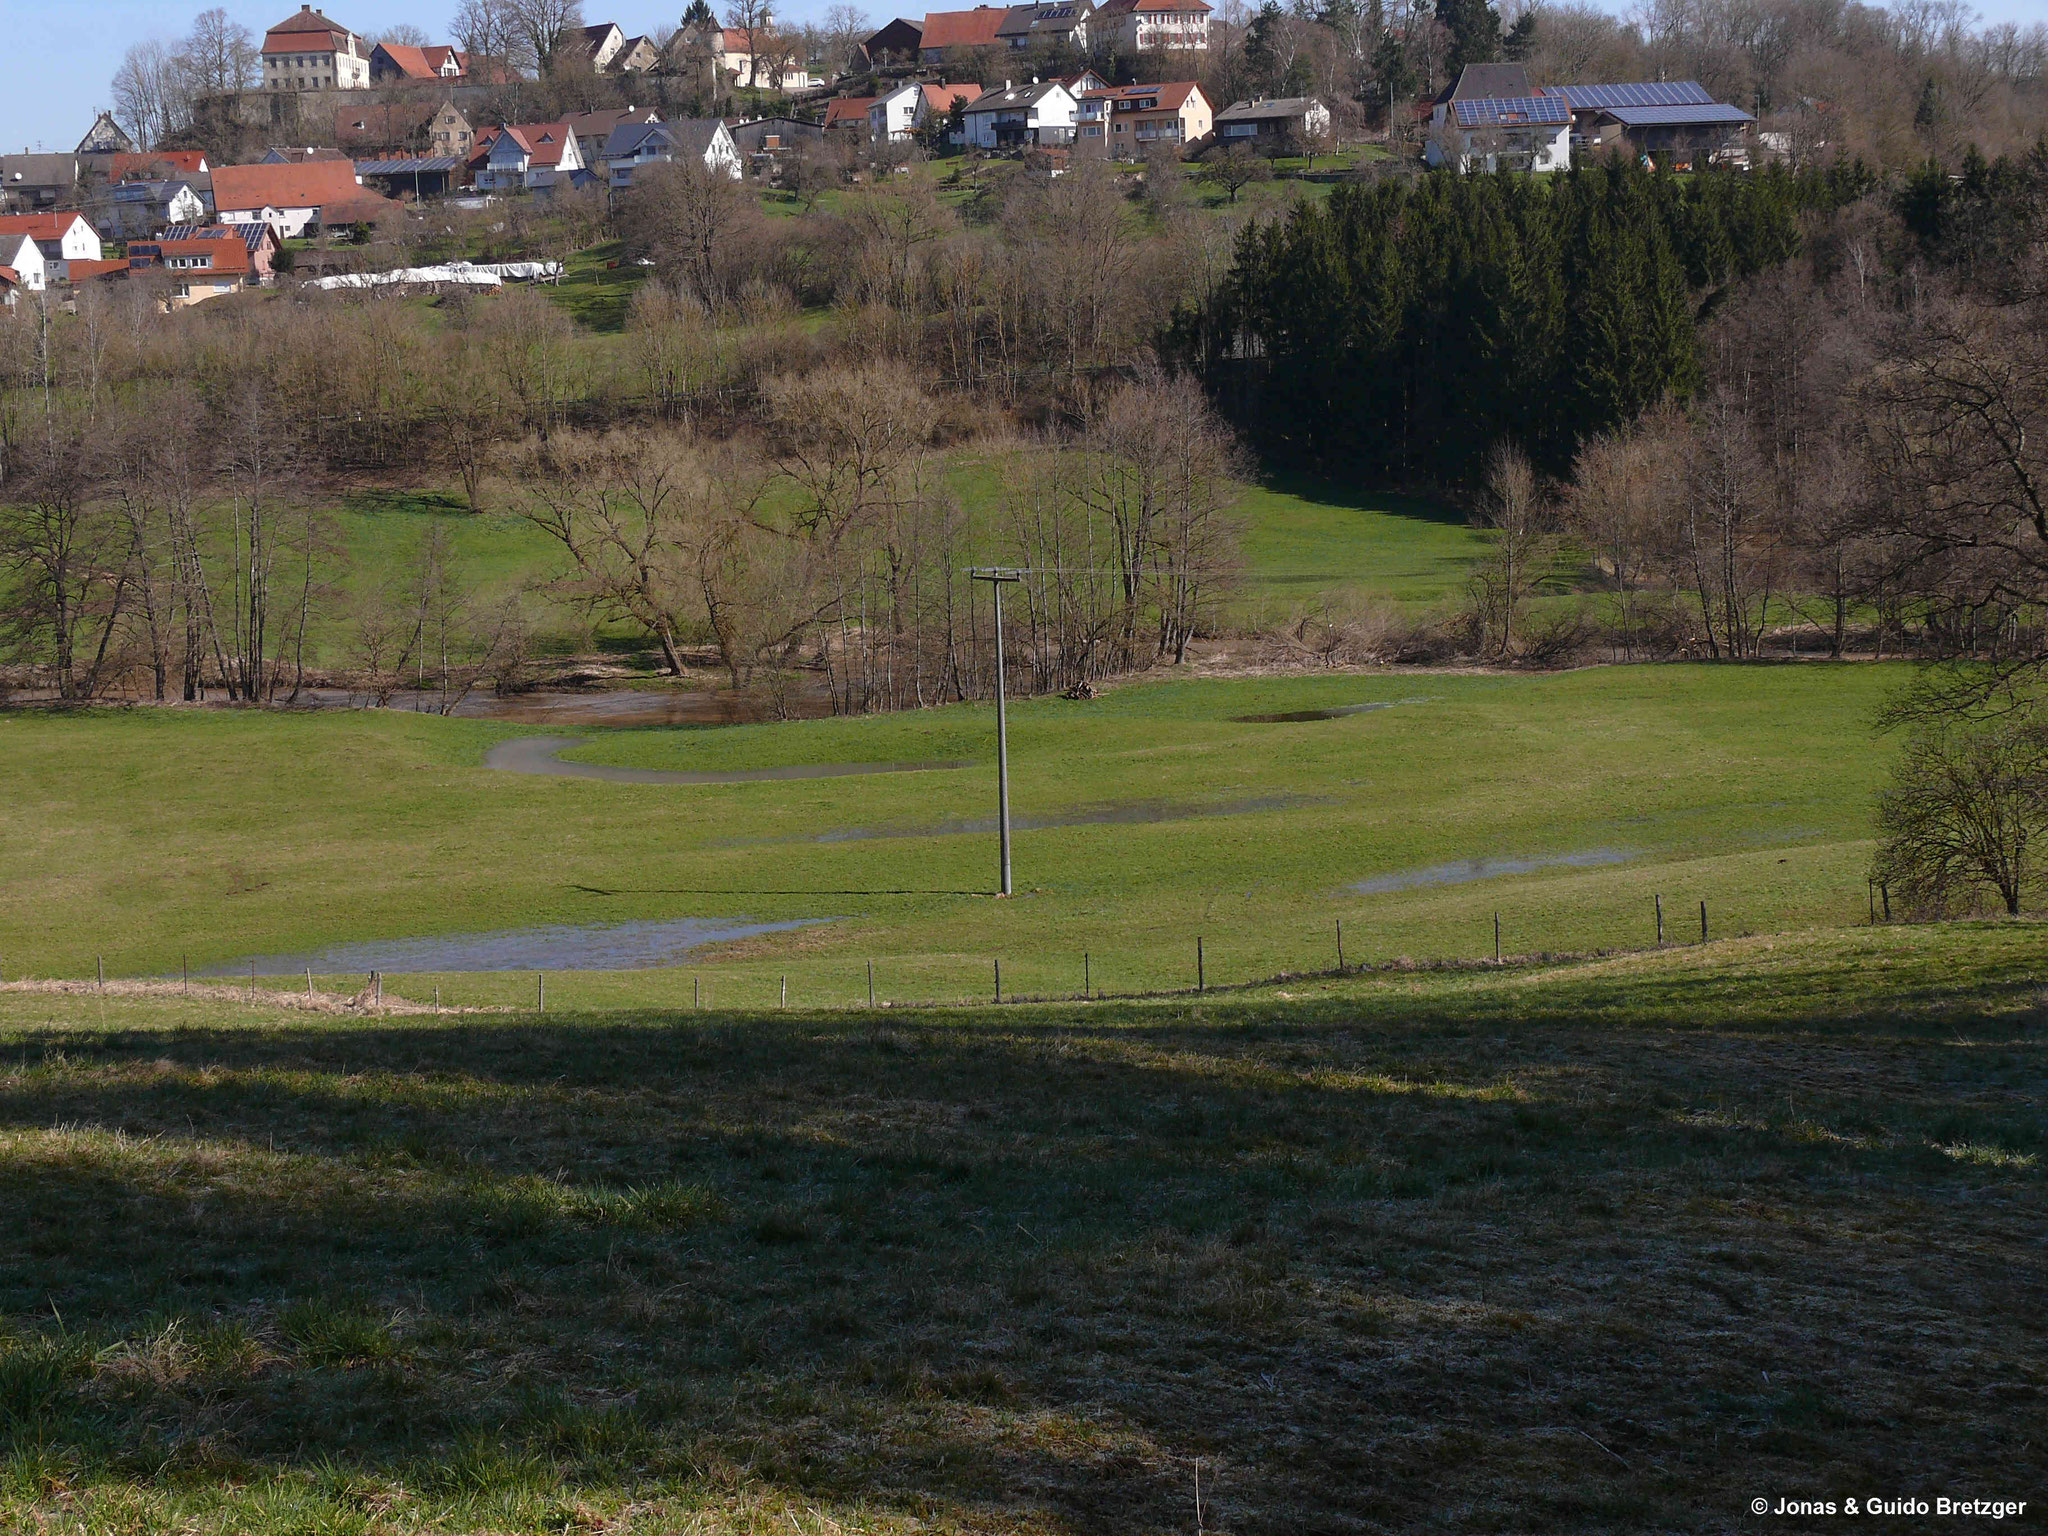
[0,666,1901,1004]
[0,922,2040,1533]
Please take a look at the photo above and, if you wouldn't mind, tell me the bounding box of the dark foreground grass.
[0,922,2042,1534]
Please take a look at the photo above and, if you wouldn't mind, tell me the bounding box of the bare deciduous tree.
[1873,711,2048,916]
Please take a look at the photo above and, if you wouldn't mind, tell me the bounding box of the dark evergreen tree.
[1437,0,1502,75]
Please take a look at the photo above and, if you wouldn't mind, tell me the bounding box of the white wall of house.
[870,84,924,140]
[264,40,370,90]
[221,202,319,237]
[1425,107,1569,172]
[0,235,46,291]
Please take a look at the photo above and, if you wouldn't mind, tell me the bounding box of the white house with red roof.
[1093,0,1211,53]
[476,124,586,192]
[262,7,372,90]
[212,160,376,237]
[869,82,981,141]
[0,213,104,285]
[368,43,469,83]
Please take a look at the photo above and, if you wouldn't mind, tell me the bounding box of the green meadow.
[3,665,1901,1006]
[0,921,2040,1533]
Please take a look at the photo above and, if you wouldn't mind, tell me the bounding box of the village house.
[161,222,282,283]
[558,21,627,71]
[336,101,474,159]
[996,1,1093,51]
[475,123,588,194]
[75,113,136,155]
[262,7,373,91]
[961,78,1079,149]
[919,6,1009,66]
[0,155,82,213]
[212,159,372,237]
[1092,0,1211,54]
[88,179,207,241]
[824,97,880,137]
[127,229,264,307]
[1076,80,1210,158]
[850,17,925,72]
[368,43,469,83]
[561,107,662,169]
[0,234,46,293]
[100,150,211,181]
[0,212,104,285]
[601,120,743,188]
[869,82,979,142]
[1212,95,1331,149]
[1425,92,1570,172]
[727,116,826,162]
[707,27,818,89]
[1554,82,1754,167]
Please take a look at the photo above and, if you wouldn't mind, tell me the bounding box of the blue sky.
[0,0,2040,154]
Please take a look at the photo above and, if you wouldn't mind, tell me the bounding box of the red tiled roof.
[133,237,251,273]
[919,6,1008,49]
[1085,80,1201,110]
[263,6,356,52]
[212,159,361,213]
[375,43,441,78]
[65,258,132,281]
[493,123,574,167]
[921,83,981,112]
[0,266,18,287]
[1096,0,1211,13]
[106,150,209,179]
[825,97,878,126]
[0,212,95,242]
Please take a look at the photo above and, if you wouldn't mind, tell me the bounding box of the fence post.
[1336,919,1345,972]
[182,954,188,996]
[1197,936,1205,993]
[868,959,875,1008]
[373,972,383,1009]
[97,955,104,992]
[780,975,788,1009]
[1494,912,1501,964]
[536,972,543,1014]
[306,967,313,999]
[1868,880,1876,926]
[1655,894,1664,948]
[694,974,700,1009]
[994,959,1002,1004]
[1083,952,1090,999]
[250,961,257,1002]
[1700,900,1708,943]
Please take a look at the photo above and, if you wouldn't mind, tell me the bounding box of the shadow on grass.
[0,960,2041,1530]
[1257,469,1468,529]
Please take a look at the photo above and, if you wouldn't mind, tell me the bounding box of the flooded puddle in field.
[281,686,833,727]
[484,736,973,785]
[1235,702,1396,724]
[805,794,1328,844]
[1351,847,1638,895]
[1234,697,1435,724]
[200,916,836,975]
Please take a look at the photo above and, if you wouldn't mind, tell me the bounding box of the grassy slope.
[0,666,1899,1004]
[288,460,1484,669]
[0,921,2040,1533]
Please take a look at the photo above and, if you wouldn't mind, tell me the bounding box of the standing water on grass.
[1351,848,1637,895]
[199,916,837,975]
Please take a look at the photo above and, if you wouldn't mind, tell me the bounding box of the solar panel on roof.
[1559,81,1716,111]
[1452,95,1570,126]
